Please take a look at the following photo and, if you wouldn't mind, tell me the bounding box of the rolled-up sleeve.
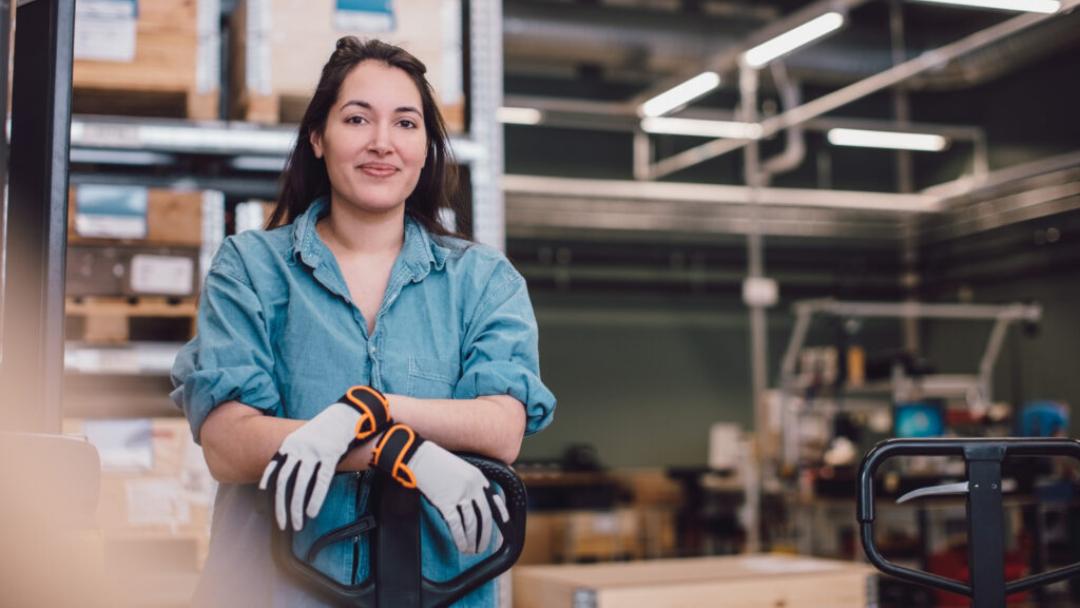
[170,240,281,443]
[453,261,555,435]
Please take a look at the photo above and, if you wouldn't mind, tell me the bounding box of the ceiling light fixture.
[827,128,949,151]
[641,116,763,140]
[496,107,543,125]
[743,11,845,68]
[638,72,722,118]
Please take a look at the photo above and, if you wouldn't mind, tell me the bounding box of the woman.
[171,37,555,607]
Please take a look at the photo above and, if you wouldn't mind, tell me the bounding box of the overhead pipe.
[891,0,921,356]
[648,1,1080,180]
[760,62,806,182]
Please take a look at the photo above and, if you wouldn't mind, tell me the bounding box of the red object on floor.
[928,545,1029,607]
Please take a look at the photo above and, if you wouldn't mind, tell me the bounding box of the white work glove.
[370,423,509,554]
[260,386,391,531]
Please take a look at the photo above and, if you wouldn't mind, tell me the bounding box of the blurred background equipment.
[1,0,1079,606]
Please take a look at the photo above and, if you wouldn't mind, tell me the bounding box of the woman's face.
[311,60,428,215]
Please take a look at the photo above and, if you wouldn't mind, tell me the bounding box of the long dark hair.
[269,37,465,239]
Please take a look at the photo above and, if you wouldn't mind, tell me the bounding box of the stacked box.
[63,417,216,573]
[64,185,224,342]
[231,0,465,131]
[562,509,643,562]
[68,186,207,249]
[72,0,221,119]
[67,246,202,298]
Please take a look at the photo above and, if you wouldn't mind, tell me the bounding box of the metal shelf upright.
[1,0,76,433]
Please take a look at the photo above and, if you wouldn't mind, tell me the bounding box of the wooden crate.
[513,554,875,608]
[72,0,220,120]
[230,0,464,131]
[563,509,643,563]
[66,296,198,344]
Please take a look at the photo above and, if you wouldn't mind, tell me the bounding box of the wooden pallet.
[72,87,218,122]
[66,296,197,345]
[72,0,219,121]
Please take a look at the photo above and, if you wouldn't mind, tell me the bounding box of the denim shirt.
[170,197,555,607]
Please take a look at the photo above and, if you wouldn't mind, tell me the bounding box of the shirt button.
[368,344,377,356]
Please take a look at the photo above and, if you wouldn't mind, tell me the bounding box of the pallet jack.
[859,438,1080,607]
[270,455,526,607]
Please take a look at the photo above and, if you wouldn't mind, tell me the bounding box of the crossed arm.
[200,393,526,484]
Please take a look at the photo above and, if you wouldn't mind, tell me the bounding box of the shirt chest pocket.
[407,356,461,399]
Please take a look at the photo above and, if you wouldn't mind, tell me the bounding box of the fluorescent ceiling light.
[641,116,763,140]
[496,107,543,125]
[827,128,948,151]
[639,72,721,118]
[743,12,845,68]
[909,0,1059,13]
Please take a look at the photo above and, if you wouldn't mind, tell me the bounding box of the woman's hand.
[260,386,392,531]
[370,423,509,554]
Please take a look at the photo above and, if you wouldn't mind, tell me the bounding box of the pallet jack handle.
[271,454,527,607]
[858,438,1080,608]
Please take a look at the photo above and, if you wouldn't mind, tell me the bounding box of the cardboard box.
[68,186,206,247]
[231,0,464,131]
[63,418,216,570]
[563,509,642,562]
[72,0,219,119]
[66,245,200,297]
[611,468,684,507]
[513,554,875,608]
[520,512,566,566]
[66,246,128,297]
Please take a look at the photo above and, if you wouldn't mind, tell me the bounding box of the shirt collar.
[291,196,450,279]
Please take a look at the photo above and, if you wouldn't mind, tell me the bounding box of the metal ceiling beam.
[502,151,1080,245]
[925,149,1080,202]
[504,174,940,212]
[504,93,986,140]
[648,1,1079,179]
[505,174,929,242]
[923,166,1080,242]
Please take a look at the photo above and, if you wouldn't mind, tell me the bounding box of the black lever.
[858,437,1080,608]
[270,454,527,607]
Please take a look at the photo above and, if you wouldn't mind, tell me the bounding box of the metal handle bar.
[271,454,527,607]
[858,437,1080,597]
